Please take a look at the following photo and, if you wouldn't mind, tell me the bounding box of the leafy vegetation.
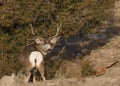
[0,0,116,79]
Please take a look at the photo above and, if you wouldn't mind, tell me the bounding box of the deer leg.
[33,70,36,83]
[25,71,31,83]
[33,76,36,82]
[38,63,46,81]
[24,67,32,83]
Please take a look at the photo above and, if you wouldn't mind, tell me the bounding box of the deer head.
[28,23,62,54]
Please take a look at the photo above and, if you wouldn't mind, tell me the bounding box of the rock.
[84,33,107,40]
[84,36,120,74]
[104,67,120,78]
[81,48,89,55]
[0,75,14,86]
[75,53,83,58]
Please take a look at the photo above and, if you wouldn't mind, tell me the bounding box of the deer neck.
[35,44,51,56]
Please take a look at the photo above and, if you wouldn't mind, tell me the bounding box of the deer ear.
[33,37,40,44]
[50,36,61,44]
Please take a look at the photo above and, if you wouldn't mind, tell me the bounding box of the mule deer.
[19,24,62,82]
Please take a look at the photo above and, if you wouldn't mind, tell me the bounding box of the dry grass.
[1,67,120,86]
[45,56,96,80]
[55,59,82,79]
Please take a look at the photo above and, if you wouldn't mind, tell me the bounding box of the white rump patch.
[29,51,43,68]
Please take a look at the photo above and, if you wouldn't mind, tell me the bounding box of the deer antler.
[29,23,35,36]
[48,23,62,44]
[49,23,62,40]
[55,23,62,36]
[26,24,35,46]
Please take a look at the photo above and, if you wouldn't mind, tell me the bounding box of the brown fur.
[19,44,46,82]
